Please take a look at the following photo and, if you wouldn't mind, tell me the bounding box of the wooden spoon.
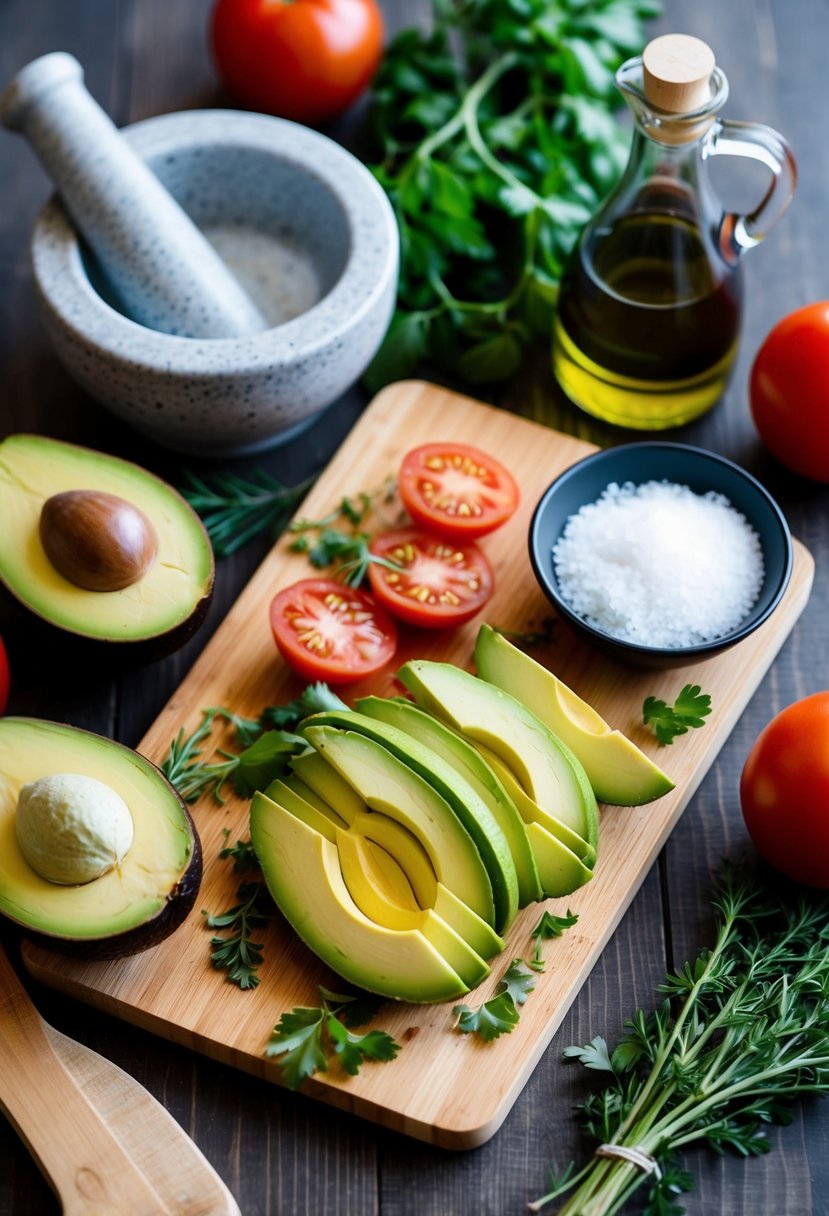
[0,942,240,1215]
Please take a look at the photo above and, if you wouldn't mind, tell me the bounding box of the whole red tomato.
[210,0,383,124]
[740,692,829,888]
[0,636,7,714]
[750,302,829,482]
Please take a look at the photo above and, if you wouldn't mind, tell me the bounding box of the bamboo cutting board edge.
[22,380,815,1150]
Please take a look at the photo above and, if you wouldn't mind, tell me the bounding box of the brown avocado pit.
[0,434,214,652]
[40,490,158,592]
[0,717,202,959]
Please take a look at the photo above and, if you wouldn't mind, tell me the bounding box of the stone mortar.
[31,109,399,457]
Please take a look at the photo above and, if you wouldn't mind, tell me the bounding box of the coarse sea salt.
[552,480,765,649]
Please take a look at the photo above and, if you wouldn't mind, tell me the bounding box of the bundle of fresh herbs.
[365,0,659,389]
[530,864,829,1214]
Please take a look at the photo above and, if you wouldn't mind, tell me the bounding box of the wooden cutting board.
[24,380,814,1149]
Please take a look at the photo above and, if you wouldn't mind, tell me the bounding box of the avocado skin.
[0,434,215,654]
[0,580,214,664]
[0,718,204,958]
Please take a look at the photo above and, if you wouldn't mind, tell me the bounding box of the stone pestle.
[0,52,268,339]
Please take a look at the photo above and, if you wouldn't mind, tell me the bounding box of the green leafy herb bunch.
[366,0,660,389]
[530,863,829,1215]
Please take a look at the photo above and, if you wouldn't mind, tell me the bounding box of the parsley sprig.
[643,684,712,746]
[530,864,829,1214]
[287,480,400,586]
[205,880,271,989]
[265,988,400,1089]
[454,959,537,1041]
[530,909,579,972]
[365,0,659,389]
[180,469,316,557]
[161,685,348,803]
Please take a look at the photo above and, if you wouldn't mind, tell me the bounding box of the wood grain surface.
[0,946,240,1216]
[22,381,814,1147]
[2,0,829,1212]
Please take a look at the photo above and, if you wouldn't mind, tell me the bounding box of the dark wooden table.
[1,2,827,1213]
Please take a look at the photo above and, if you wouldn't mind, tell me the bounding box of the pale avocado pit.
[16,772,134,885]
[0,717,201,951]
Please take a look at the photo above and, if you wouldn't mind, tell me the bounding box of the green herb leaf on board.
[643,684,712,745]
[265,989,401,1088]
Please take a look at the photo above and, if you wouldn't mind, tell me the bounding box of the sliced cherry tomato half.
[398,443,520,541]
[269,578,397,684]
[367,528,494,629]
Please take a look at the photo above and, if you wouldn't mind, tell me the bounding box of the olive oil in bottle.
[553,210,742,429]
[552,34,795,430]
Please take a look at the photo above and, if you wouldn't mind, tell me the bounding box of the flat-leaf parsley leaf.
[643,684,712,746]
[454,959,536,1041]
[265,989,400,1088]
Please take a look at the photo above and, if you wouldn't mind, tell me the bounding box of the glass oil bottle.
[552,34,796,429]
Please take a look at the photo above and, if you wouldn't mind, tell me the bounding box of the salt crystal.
[552,480,764,648]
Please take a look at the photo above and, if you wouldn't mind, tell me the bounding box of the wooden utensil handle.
[0,943,166,1216]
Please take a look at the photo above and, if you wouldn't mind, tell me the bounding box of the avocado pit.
[16,772,134,885]
[40,489,158,592]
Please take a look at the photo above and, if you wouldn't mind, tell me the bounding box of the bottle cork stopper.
[642,34,716,114]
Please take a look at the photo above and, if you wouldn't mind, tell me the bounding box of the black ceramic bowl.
[529,442,794,669]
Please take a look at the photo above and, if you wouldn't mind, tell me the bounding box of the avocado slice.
[473,742,596,867]
[336,830,492,988]
[279,774,349,824]
[289,748,367,824]
[398,660,599,850]
[304,709,518,932]
[0,434,213,650]
[302,725,496,928]
[262,780,343,842]
[0,717,201,955]
[356,695,542,907]
[523,821,594,898]
[250,794,470,1003]
[350,811,504,961]
[475,625,674,806]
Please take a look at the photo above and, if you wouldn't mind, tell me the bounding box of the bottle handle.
[705,118,797,255]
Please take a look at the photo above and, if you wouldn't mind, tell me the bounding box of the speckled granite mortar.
[31,109,399,456]
[3,53,268,340]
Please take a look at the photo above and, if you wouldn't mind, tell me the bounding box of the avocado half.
[0,434,214,651]
[0,717,202,957]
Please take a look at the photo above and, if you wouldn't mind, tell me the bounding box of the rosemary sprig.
[530,864,829,1215]
[161,686,349,804]
[180,468,316,557]
[161,709,305,804]
[162,709,239,803]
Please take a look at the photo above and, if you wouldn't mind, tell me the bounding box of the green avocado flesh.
[246,648,632,1000]
[0,718,199,945]
[303,725,496,927]
[304,709,519,932]
[398,660,599,850]
[475,625,674,806]
[0,434,213,643]
[355,696,542,907]
[250,793,472,1003]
